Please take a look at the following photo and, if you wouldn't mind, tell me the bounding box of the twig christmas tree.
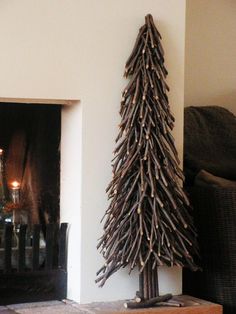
[96,14,199,308]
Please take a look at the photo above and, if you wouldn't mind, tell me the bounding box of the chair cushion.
[195,169,236,189]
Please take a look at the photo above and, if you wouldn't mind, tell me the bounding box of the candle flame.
[11,181,20,188]
[0,149,3,155]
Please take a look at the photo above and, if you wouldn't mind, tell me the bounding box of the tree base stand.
[124,293,174,309]
[124,263,184,309]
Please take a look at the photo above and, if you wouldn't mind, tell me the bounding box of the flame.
[11,180,20,188]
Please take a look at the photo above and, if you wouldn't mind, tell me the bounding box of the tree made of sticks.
[96,14,199,308]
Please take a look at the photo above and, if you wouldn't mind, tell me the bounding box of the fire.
[11,181,20,189]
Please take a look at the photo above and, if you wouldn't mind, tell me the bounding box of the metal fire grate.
[0,222,68,305]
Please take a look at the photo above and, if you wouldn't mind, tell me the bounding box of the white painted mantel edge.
[0,97,79,106]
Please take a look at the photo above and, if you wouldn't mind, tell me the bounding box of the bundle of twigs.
[96,14,199,297]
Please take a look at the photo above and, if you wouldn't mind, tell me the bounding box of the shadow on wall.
[186,91,236,115]
[204,91,236,115]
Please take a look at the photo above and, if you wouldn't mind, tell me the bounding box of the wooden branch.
[124,293,172,309]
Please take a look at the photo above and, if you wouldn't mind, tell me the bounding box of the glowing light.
[11,181,20,189]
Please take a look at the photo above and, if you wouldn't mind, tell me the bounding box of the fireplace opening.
[0,102,61,227]
[0,102,67,305]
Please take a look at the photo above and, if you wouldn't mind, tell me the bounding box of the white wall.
[0,0,186,303]
[185,0,236,113]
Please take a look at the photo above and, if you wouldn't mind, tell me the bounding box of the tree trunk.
[140,260,159,299]
[124,262,174,308]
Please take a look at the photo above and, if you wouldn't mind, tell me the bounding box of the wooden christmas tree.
[96,14,199,308]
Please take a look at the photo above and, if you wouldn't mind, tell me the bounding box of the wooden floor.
[1,296,222,314]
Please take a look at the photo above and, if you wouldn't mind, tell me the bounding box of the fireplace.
[0,99,75,304]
